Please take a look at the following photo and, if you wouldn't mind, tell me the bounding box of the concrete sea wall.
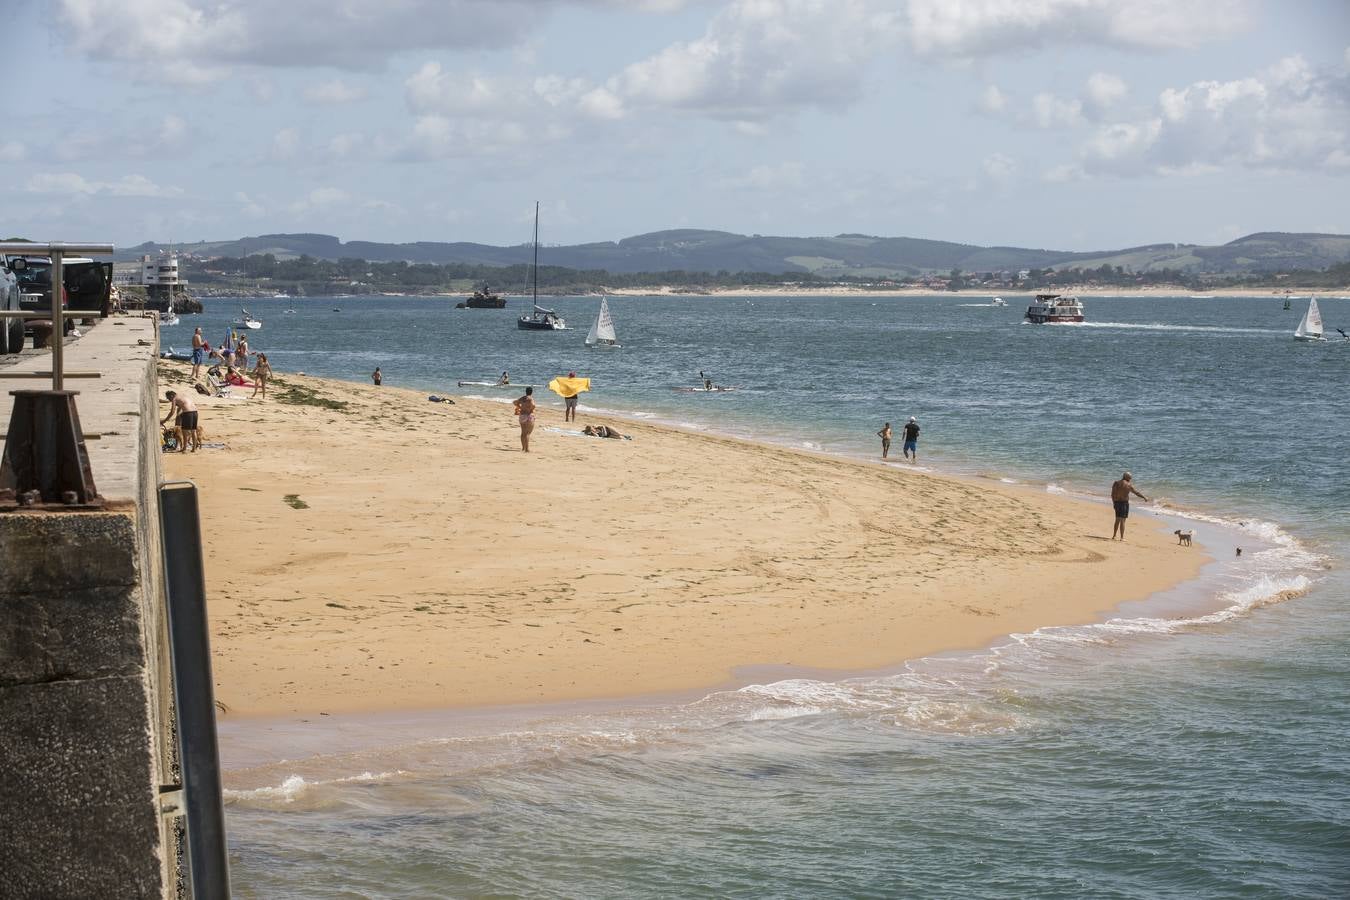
[0,315,183,897]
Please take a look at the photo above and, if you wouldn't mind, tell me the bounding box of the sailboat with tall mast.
[517,201,566,331]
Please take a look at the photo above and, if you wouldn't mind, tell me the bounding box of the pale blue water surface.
[167,294,1349,898]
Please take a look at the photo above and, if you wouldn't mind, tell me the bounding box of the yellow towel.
[547,377,591,398]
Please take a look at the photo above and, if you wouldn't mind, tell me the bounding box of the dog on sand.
[1173,529,1194,546]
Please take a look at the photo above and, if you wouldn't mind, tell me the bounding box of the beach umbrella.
[547,376,591,398]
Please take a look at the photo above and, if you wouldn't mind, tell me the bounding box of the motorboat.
[1024,294,1084,324]
[461,287,506,309]
[232,307,262,329]
[990,297,1007,307]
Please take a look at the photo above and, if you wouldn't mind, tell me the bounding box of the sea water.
[164,295,1349,897]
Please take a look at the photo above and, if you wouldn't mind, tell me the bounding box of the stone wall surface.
[0,314,181,898]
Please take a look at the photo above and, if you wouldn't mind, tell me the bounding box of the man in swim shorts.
[514,386,536,452]
[1110,471,1150,541]
[877,422,892,459]
[160,390,199,452]
[902,416,920,463]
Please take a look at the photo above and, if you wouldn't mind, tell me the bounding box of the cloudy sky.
[10,0,1350,252]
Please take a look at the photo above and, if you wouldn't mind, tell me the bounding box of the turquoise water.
[167,295,1350,898]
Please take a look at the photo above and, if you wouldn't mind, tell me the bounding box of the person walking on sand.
[902,416,920,463]
[1111,472,1150,541]
[160,390,199,453]
[513,386,537,452]
[372,367,382,386]
[877,422,892,459]
[235,335,250,370]
[251,352,273,399]
[190,327,205,381]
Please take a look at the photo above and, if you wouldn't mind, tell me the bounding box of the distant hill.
[116,230,1350,276]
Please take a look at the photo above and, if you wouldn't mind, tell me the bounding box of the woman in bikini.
[513,386,536,452]
[251,352,273,399]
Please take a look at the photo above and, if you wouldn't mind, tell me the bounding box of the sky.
[8,0,1350,253]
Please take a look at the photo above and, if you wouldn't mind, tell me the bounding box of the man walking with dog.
[1110,472,1149,541]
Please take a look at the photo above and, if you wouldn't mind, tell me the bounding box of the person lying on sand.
[583,424,629,440]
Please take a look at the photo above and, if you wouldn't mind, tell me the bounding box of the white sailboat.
[585,296,620,348]
[1294,298,1325,342]
[232,307,263,330]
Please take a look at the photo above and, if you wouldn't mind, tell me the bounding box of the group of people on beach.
[189,326,273,399]
[877,417,920,462]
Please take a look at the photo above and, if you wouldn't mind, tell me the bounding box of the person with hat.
[901,416,920,463]
[1110,472,1149,541]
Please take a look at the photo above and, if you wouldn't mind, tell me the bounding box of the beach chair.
[207,373,232,397]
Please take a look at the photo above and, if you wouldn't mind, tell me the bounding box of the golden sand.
[157,363,1203,717]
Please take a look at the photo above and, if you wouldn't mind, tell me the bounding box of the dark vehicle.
[1,257,22,353]
[7,255,113,328]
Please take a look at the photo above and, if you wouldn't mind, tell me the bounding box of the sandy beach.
[158,363,1204,718]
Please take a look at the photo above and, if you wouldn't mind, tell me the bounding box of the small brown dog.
[1173,529,1194,546]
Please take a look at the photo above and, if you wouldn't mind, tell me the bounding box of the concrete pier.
[0,315,183,896]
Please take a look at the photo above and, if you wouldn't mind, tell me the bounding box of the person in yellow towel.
[547,372,592,422]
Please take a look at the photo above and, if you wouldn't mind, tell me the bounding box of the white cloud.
[978,84,1006,114]
[53,0,539,79]
[607,0,904,121]
[905,0,1253,57]
[26,172,183,198]
[982,153,1016,183]
[289,187,350,215]
[303,80,367,104]
[0,141,26,162]
[271,128,301,161]
[1085,72,1128,112]
[1079,54,1350,175]
[578,87,626,120]
[234,191,266,217]
[720,161,806,191]
[327,133,366,160]
[1032,92,1084,128]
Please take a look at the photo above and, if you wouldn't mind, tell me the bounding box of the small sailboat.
[232,307,262,330]
[585,296,620,348]
[159,310,180,327]
[1294,298,1325,342]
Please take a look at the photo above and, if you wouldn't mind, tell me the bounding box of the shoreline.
[196,287,1349,301]
[160,362,1210,721]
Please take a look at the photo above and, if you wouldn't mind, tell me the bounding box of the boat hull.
[1024,314,1084,324]
[464,297,506,309]
[518,317,565,331]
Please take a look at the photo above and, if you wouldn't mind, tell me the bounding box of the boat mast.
[532,201,540,313]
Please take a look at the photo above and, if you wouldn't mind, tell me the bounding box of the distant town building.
[111,250,187,312]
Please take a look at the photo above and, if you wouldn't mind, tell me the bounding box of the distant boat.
[460,286,506,309]
[1283,297,1292,310]
[1024,294,1084,324]
[159,310,180,327]
[1294,298,1325,342]
[517,202,567,331]
[232,307,262,329]
[1189,295,1216,300]
[585,296,620,348]
[990,297,1007,307]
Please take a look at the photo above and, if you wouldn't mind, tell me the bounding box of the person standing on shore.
[251,353,273,399]
[902,416,920,463]
[877,422,892,459]
[1110,472,1150,541]
[190,327,205,382]
[565,371,580,422]
[372,367,382,386]
[514,386,536,452]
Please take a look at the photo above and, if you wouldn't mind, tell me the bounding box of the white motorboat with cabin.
[1024,293,1084,324]
[990,297,1007,307]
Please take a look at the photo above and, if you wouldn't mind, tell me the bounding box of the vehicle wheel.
[1,317,21,354]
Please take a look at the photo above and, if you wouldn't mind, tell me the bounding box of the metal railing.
[0,241,114,389]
